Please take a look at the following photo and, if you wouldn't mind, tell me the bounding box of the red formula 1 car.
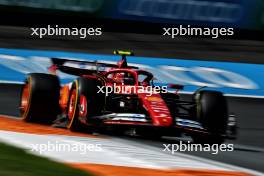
[20,50,236,144]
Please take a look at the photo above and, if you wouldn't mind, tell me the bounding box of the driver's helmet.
[113,73,124,84]
[113,72,135,85]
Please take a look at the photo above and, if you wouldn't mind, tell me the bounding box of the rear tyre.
[192,90,228,144]
[20,73,60,124]
[67,77,104,132]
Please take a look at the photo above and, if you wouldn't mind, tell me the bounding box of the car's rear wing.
[51,58,118,68]
[50,58,138,76]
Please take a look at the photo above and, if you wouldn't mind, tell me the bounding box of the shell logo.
[146,96,162,102]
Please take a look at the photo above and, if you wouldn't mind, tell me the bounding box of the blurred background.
[0,0,264,175]
[0,0,263,36]
[0,0,263,61]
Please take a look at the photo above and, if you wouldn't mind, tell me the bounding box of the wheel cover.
[68,89,77,122]
[21,83,30,115]
[79,95,88,118]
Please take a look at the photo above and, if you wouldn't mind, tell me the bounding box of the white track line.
[0,130,232,170]
[0,130,263,175]
[0,81,24,84]
[177,91,264,99]
[114,137,264,176]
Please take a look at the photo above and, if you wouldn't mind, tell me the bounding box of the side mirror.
[168,84,184,90]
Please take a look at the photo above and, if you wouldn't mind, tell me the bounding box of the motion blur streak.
[69,163,250,176]
[119,0,242,23]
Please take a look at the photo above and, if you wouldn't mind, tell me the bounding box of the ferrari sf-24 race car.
[20,50,236,144]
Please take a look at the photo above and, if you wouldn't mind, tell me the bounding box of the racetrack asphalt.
[0,26,264,174]
[1,83,264,174]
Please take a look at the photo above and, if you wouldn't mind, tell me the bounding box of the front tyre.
[193,90,228,144]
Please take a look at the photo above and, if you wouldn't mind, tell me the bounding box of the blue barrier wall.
[0,48,263,98]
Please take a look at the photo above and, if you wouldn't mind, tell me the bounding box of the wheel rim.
[67,86,78,128]
[21,83,30,115]
[79,95,88,118]
[68,89,77,122]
